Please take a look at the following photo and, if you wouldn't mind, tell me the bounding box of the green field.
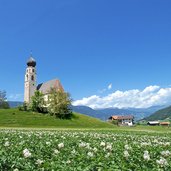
[1,109,171,170]
[1,129,171,170]
[0,109,114,128]
[1,109,171,133]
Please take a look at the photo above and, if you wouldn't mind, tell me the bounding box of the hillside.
[71,105,164,121]
[8,102,165,121]
[0,109,114,128]
[144,105,171,121]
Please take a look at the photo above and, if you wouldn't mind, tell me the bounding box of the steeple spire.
[27,53,36,67]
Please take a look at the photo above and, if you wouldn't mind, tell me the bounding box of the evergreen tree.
[48,88,72,119]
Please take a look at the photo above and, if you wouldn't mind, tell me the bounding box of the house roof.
[147,121,159,124]
[160,122,170,125]
[109,115,134,120]
[37,79,64,94]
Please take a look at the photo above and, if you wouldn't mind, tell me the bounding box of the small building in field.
[108,115,134,126]
[147,121,160,126]
[160,122,170,127]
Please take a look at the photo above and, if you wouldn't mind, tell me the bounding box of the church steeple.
[24,55,37,103]
[27,57,36,67]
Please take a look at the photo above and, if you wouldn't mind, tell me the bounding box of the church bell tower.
[24,56,37,103]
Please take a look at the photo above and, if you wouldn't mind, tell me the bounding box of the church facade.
[24,56,64,103]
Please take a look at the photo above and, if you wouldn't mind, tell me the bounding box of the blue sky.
[1,0,171,108]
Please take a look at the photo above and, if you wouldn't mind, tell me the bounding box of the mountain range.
[143,105,171,121]
[7,101,167,121]
[8,101,23,108]
[71,105,166,121]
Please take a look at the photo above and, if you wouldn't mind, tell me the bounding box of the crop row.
[0,130,171,170]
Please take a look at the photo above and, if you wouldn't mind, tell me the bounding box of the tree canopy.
[48,88,73,119]
[30,90,45,113]
[0,90,10,109]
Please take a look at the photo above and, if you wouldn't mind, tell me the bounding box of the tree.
[30,91,45,113]
[48,88,73,119]
[0,90,10,109]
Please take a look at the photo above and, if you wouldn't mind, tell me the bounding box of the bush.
[18,102,28,111]
[111,120,118,125]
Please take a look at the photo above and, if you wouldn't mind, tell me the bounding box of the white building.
[24,56,64,103]
[108,115,134,126]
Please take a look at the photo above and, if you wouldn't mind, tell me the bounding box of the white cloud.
[72,85,171,109]
[108,83,112,90]
[98,83,113,94]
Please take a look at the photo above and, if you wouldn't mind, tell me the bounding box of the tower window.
[32,69,34,72]
[31,75,34,81]
[26,74,28,81]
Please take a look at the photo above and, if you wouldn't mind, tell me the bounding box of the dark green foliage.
[30,91,45,113]
[111,120,118,125]
[48,88,73,119]
[18,102,28,111]
[0,90,10,109]
[0,101,10,109]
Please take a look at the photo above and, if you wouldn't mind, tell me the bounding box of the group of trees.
[0,90,10,109]
[20,88,73,119]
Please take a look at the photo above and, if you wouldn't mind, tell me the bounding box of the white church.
[24,56,64,103]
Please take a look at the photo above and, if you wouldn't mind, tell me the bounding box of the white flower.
[124,150,129,159]
[100,142,106,147]
[23,149,31,158]
[58,143,64,149]
[71,149,76,154]
[86,143,90,149]
[106,144,112,151]
[13,169,19,171]
[156,157,168,167]
[93,147,98,153]
[105,152,110,158]
[54,149,60,154]
[79,142,87,148]
[36,159,44,165]
[161,150,171,157]
[124,145,131,150]
[143,151,150,161]
[66,160,71,164]
[165,142,170,146]
[4,141,10,147]
[87,152,94,157]
[46,142,51,145]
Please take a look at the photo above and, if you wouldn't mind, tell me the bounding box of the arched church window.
[31,75,34,81]
[26,74,28,81]
[32,69,34,73]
